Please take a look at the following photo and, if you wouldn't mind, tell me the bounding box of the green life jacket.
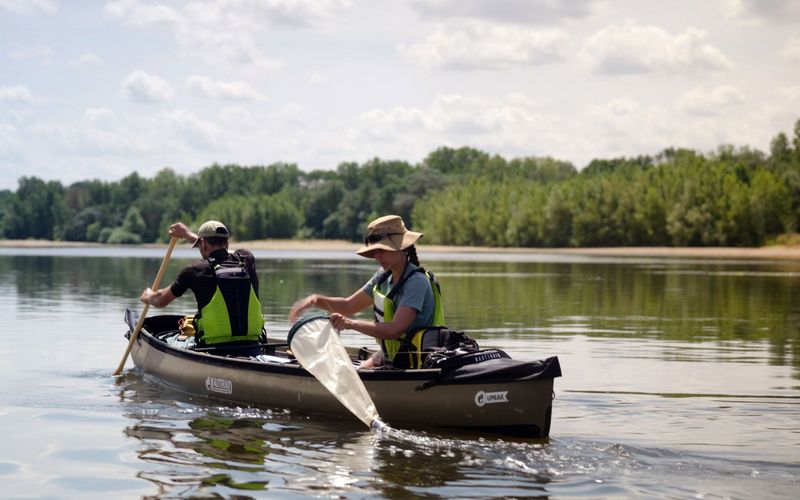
[372,266,445,369]
[195,253,265,345]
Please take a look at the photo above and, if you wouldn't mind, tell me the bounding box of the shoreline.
[1,238,800,260]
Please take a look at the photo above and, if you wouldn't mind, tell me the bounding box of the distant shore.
[2,238,800,260]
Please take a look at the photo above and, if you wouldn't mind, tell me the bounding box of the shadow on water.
[112,372,566,498]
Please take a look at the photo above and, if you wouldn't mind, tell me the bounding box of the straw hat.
[356,215,422,258]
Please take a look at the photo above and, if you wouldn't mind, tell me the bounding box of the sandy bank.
[2,238,800,260]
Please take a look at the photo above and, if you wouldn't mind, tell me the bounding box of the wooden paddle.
[113,236,179,376]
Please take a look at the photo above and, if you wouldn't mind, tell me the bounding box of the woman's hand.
[289,294,317,323]
[329,312,351,331]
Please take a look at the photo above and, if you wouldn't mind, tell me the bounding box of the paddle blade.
[289,317,380,428]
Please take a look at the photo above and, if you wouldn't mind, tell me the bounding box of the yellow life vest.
[195,254,264,345]
[372,266,444,368]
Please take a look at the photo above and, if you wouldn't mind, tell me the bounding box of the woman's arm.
[289,289,372,323]
[330,306,417,340]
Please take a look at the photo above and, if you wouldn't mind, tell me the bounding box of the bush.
[106,228,142,244]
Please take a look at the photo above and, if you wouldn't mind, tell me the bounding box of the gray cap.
[193,220,229,247]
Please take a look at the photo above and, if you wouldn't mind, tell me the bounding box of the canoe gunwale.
[133,325,443,382]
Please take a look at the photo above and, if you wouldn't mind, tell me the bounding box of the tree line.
[2,119,799,248]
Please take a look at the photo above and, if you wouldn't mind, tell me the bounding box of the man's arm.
[140,286,177,308]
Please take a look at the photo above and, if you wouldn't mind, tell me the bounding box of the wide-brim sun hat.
[192,220,229,247]
[356,215,422,258]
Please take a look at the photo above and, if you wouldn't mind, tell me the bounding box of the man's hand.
[169,222,197,244]
[140,287,156,305]
[140,286,176,308]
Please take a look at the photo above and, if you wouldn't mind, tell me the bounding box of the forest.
[1,119,799,248]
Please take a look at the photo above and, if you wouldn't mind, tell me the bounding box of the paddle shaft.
[113,236,179,376]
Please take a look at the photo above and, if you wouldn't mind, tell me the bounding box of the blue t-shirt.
[361,262,435,333]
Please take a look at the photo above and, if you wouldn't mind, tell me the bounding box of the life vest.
[195,253,265,345]
[372,265,445,368]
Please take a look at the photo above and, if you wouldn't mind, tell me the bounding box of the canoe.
[123,308,562,437]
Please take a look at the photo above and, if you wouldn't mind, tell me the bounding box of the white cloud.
[272,102,307,124]
[583,22,733,75]
[158,109,224,150]
[38,107,222,159]
[84,107,116,126]
[781,35,800,61]
[585,98,676,156]
[678,86,746,116]
[122,70,174,102]
[179,29,284,71]
[0,123,23,159]
[0,0,56,14]
[67,53,105,68]
[723,0,800,24]
[358,107,428,139]
[779,85,800,103]
[589,98,643,136]
[181,0,353,29]
[8,44,52,60]
[331,92,586,168]
[28,119,152,159]
[220,106,256,125]
[0,85,36,103]
[308,72,328,86]
[412,0,596,24]
[79,128,152,156]
[354,92,550,148]
[103,0,179,27]
[104,0,352,71]
[2,2,797,191]
[400,20,570,70]
[186,75,264,100]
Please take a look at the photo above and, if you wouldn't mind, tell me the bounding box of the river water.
[0,246,797,499]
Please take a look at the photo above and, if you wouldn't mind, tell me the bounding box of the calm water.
[0,247,798,499]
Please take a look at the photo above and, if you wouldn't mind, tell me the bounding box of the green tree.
[1,177,66,240]
[770,132,791,165]
[302,177,345,238]
[793,118,800,160]
[541,185,573,247]
[423,146,491,176]
[106,206,146,244]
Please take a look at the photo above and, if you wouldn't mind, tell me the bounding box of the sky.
[1,0,799,191]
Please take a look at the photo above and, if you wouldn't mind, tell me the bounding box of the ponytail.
[405,245,424,271]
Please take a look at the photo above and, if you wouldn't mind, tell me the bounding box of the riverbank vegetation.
[2,119,799,248]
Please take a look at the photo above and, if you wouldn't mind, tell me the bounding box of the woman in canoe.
[289,214,444,369]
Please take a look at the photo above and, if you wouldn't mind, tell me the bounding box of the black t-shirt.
[170,248,259,311]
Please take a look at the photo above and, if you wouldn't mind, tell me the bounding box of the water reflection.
[114,372,564,498]
[2,252,799,373]
[3,249,799,498]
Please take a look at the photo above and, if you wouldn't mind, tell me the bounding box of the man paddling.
[140,220,265,356]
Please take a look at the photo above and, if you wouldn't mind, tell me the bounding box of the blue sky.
[1,0,799,191]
